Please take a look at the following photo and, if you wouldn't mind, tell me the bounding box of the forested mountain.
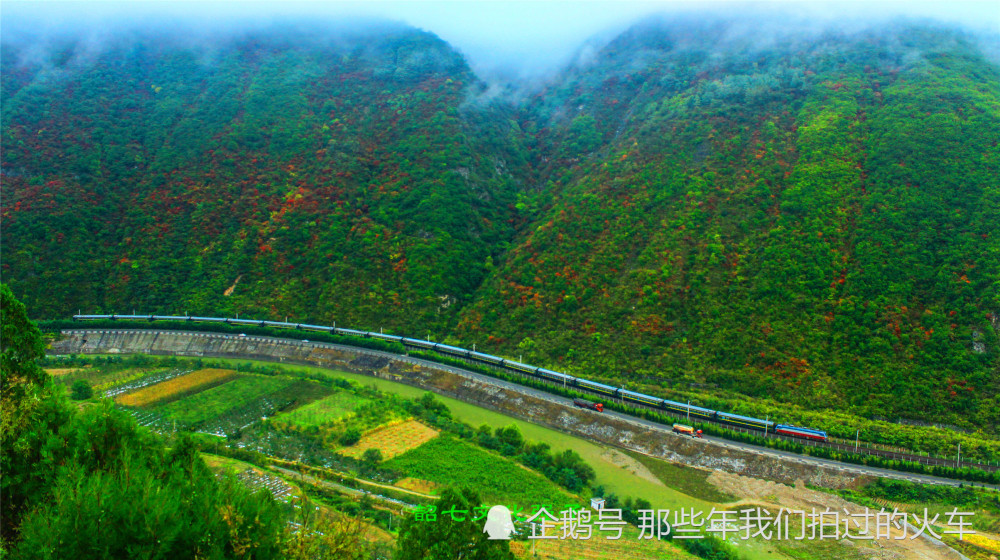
[2,22,527,330]
[3,16,998,429]
[457,18,1000,428]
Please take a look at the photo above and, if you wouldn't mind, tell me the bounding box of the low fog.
[3,1,998,82]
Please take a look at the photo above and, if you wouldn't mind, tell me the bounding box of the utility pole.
[687,400,690,421]
[765,415,768,436]
[957,443,961,469]
[855,430,860,453]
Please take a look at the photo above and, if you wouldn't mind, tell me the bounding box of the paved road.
[63,329,999,491]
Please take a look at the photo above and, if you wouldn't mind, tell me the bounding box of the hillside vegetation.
[458,19,1000,430]
[3,17,998,431]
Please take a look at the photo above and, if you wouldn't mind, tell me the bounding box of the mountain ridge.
[3,16,998,429]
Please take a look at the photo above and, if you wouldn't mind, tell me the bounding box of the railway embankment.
[53,329,871,489]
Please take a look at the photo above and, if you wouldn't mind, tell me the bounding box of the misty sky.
[4,1,999,78]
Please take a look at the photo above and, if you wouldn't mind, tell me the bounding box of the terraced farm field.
[117,368,236,407]
[154,375,293,425]
[274,391,370,429]
[342,419,438,460]
[385,435,574,507]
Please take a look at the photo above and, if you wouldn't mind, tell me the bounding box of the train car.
[620,388,663,407]
[336,328,367,337]
[300,323,337,334]
[368,332,404,342]
[401,338,435,349]
[660,398,715,419]
[504,360,539,375]
[537,368,573,384]
[153,315,190,322]
[468,351,504,365]
[672,424,703,438]
[190,316,226,324]
[573,398,604,412]
[576,378,618,397]
[774,425,828,442]
[716,411,773,431]
[433,343,467,357]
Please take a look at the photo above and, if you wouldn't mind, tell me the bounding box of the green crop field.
[385,435,574,508]
[154,374,294,425]
[266,379,336,410]
[155,357,720,512]
[623,451,736,503]
[274,391,370,429]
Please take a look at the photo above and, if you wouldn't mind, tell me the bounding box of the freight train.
[71,314,829,442]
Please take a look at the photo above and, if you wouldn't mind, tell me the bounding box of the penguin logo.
[483,505,515,540]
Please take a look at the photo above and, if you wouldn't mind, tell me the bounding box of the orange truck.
[573,398,604,412]
[672,424,703,438]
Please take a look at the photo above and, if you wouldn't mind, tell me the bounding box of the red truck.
[573,398,604,412]
[672,424,703,438]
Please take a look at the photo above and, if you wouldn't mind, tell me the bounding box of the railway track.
[53,328,999,490]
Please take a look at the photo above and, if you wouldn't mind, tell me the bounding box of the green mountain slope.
[3,17,998,429]
[456,19,1000,429]
[2,23,526,330]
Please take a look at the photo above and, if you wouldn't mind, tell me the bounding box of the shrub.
[70,380,93,400]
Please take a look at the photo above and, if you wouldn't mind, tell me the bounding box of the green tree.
[1,283,52,541]
[395,487,515,560]
[360,448,383,476]
[1,283,48,403]
[340,427,362,446]
[0,286,291,557]
[70,379,93,400]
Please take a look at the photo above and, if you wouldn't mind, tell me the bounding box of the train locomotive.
[72,314,828,442]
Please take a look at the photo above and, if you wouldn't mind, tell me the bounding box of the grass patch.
[57,365,173,394]
[200,452,260,475]
[622,450,737,503]
[395,477,442,495]
[510,524,697,559]
[268,380,337,411]
[117,368,237,407]
[45,368,84,377]
[275,392,370,429]
[385,435,574,508]
[155,375,293,425]
[342,420,438,460]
